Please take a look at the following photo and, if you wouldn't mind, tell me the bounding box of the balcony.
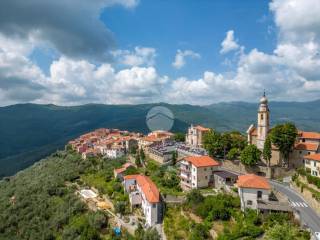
[180,167,191,174]
[180,172,190,180]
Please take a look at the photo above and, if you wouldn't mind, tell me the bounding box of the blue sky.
[102,0,276,78]
[0,0,319,106]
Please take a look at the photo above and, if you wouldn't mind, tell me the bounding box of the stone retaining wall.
[292,181,320,215]
[220,160,294,179]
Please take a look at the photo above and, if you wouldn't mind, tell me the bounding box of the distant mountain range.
[1,100,320,177]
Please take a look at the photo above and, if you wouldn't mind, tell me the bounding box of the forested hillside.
[1,100,320,177]
[0,150,134,240]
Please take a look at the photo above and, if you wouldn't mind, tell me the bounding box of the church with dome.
[246,92,282,167]
[247,93,320,169]
[247,92,270,151]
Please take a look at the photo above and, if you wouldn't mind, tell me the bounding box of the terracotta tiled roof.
[247,126,257,136]
[304,153,320,162]
[124,175,160,203]
[237,174,271,190]
[115,163,134,174]
[184,155,220,167]
[299,131,320,140]
[251,128,257,136]
[295,143,319,151]
[194,125,210,132]
[123,174,139,180]
[142,135,163,142]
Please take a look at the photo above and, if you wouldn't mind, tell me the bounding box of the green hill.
[1,100,320,177]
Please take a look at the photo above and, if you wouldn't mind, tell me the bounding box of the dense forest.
[0,150,138,240]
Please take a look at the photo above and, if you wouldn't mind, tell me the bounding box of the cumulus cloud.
[172,50,201,69]
[0,35,48,106]
[220,30,240,54]
[166,0,320,104]
[112,47,156,66]
[0,0,139,61]
[1,0,320,106]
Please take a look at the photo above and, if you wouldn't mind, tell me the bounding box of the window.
[314,161,317,167]
[205,176,207,179]
[302,138,306,142]
[152,204,156,208]
[247,200,253,205]
[261,114,264,120]
[204,168,207,171]
[305,160,310,164]
[299,151,302,154]
[257,191,262,199]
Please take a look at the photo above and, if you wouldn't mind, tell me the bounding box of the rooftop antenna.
[263,89,266,97]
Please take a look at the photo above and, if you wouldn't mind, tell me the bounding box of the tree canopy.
[269,123,298,167]
[240,144,261,166]
[173,132,186,142]
[263,136,272,166]
[203,130,246,159]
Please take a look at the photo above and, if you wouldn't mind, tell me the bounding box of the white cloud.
[270,0,320,42]
[45,58,168,105]
[112,47,156,66]
[1,0,320,106]
[172,49,201,69]
[220,30,240,54]
[166,0,320,104]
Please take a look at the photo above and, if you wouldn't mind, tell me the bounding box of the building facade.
[179,155,220,190]
[237,174,271,211]
[304,154,320,177]
[123,175,162,226]
[185,125,210,148]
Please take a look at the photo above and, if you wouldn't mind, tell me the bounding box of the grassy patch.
[163,207,195,240]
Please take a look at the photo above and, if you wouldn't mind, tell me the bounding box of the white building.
[123,175,162,226]
[237,174,271,211]
[105,148,125,159]
[304,153,320,177]
[179,155,220,190]
[185,125,210,148]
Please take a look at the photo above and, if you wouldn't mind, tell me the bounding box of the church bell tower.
[256,92,270,150]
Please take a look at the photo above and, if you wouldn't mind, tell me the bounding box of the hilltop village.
[66,94,320,239]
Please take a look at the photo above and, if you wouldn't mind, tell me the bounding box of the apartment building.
[123,175,162,226]
[179,155,220,190]
[304,153,320,177]
[185,124,210,148]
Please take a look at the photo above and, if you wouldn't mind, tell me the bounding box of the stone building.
[185,124,210,148]
[247,93,320,169]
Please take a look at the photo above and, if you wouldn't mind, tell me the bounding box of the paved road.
[270,180,320,236]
